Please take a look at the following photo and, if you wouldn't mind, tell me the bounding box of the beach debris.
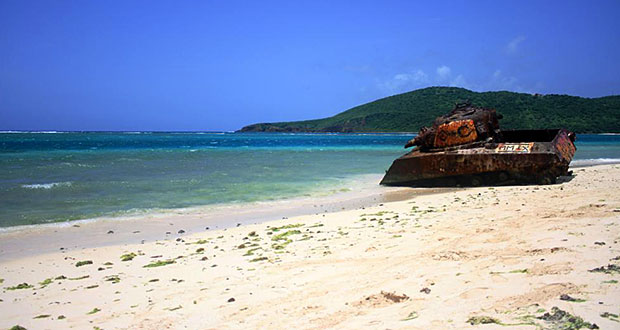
[354,291,409,308]
[560,294,585,302]
[594,241,606,246]
[228,297,235,303]
[107,230,114,234]
[120,252,137,261]
[538,307,598,329]
[75,260,93,267]
[402,311,419,321]
[6,283,34,290]
[196,248,205,253]
[588,264,620,274]
[86,307,101,315]
[420,287,431,294]
[57,315,66,319]
[178,229,185,234]
[143,260,175,268]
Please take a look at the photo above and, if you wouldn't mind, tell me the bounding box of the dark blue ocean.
[1,132,619,227]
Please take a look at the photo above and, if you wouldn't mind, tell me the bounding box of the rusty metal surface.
[405,102,501,149]
[382,120,577,186]
[433,120,478,147]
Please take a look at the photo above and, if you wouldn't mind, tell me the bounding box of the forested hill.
[238,87,620,133]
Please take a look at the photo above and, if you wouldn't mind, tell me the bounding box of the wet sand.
[0,164,619,329]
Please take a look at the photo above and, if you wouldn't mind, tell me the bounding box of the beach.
[1,164,618,329]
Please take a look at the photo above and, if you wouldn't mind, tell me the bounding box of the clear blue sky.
[1,0,619,131]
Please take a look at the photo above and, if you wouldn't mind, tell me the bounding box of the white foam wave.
[572,158,620,167]
[21,182,72,189]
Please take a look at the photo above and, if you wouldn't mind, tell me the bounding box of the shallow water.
[0,132,618,227]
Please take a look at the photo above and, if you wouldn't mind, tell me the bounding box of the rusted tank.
[381,103,577,186]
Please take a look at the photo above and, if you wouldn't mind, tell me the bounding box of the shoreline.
[1,162,617,261]
[0,173,455,261]
[0,164,618,329]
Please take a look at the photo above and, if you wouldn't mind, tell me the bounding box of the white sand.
[1,164,619,329]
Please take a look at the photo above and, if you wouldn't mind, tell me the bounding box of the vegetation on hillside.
[238,87,620,133]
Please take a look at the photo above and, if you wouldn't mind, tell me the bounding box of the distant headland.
[238,87,620,133]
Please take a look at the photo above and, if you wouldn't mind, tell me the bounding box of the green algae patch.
[243,247,262,256]
[10,326,27,330]
[167,305,183,311]
[86,307,101,315]
[0,278,3,284]
[68,275,89,281]
[508,269,528,274]
[538,306,598,329]
[467,316,502,325]
[143,260,175,268]
[33,314,51,319]
[272,230,302,241]
[39,278,53,288]
[272,239,292,250]
[601,312,619,322]
[250,256,268,262]
[6,283,33,290]
[272,223,304,231]
[120,253,137,261]
[75,260,93,267]
[105,275,120,283]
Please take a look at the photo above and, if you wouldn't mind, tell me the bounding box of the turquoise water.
[0,132,618,227]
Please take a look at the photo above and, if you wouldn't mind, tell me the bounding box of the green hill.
[238,87,620,133]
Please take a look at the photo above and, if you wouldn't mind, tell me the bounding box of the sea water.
[1,132,618,227]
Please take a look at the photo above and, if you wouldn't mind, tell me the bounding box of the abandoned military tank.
[380,102,577,187]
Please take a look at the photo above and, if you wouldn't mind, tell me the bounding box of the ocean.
[1,132,619,228]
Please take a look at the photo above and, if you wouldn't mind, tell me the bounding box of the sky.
[1,0,619,131]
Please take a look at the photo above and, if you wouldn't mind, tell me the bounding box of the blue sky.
[1,0,619,131]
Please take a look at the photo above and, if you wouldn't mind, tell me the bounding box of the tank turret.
[404,102,503,149]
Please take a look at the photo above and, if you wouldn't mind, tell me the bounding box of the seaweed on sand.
[120,253,137,261]
[6,283,33,290]
[272,230,301,241]
[75,260,93,267]
[143,260,175,268]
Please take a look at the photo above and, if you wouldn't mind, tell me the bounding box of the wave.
[21,182,73,189]
[572,158,620,167]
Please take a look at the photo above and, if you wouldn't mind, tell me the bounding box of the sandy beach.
[1,164,619,329]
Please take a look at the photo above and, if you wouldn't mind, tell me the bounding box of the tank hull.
[381,129,576,187]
